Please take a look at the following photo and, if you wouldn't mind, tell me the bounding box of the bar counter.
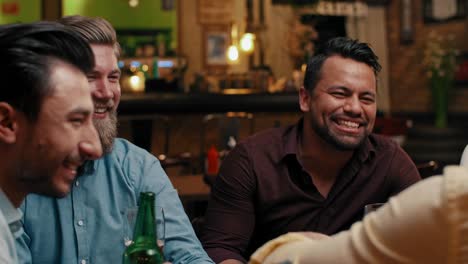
[118,92,300,116]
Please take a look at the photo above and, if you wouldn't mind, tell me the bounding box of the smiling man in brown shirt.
[200,37,421,264]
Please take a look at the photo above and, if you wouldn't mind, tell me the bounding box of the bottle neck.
[133,192,157,241]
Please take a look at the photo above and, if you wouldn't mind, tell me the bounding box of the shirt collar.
[280,119,302,162]
[357,135,376,163]
[0,188,22,233]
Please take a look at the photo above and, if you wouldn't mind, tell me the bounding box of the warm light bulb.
[227,45,239,62]
[128,72,145,92]
[128,0,138,8]
[240,33,255,53]
[130,75,140,86]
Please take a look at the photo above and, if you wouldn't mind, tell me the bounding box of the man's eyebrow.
[328,86,351,92]
[328,86,376,96]
[68,107,92,116]
[362,90,376,96]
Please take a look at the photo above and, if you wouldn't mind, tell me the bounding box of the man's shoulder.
[240,126,290,149]
[368,133,400,152]
[97,138,161,176]
[111,138,147,153]
[367,134,415,168]
[106,138,154,160]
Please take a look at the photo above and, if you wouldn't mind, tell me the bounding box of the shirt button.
[77,220,84,226]
[75,181,80,187]
[81,260,86,264]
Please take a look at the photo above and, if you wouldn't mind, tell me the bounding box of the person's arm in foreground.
[251,166,468,264]
[202,144,257,263]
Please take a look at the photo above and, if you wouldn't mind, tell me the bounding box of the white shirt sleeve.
[258,166,468,264]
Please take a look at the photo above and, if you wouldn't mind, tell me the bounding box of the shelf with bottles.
[118,56,188,94]
[117,28,175,59]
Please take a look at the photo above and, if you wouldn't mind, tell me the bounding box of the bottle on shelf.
[123,192,164,264]
[205,145,220,177]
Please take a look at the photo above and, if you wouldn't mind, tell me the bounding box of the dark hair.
[303,37,381,92]
[58,15,121,58]
[0,21,95,121]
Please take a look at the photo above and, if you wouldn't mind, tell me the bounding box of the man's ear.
[0,102,18,144]
[299,87,311,112]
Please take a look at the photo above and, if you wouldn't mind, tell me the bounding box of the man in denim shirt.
[16,16,214,264]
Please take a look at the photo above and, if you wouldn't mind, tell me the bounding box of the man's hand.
[249,232,329,264]
[295,231,330,240]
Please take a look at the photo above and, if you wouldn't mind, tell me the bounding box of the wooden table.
[170,174,211,198]
[169,174,211,220]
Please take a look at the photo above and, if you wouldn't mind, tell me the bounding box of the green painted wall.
[63,0,177,50]
[0,0,41,24]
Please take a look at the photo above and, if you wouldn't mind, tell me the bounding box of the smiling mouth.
[63,155,85,173]
[63,161,81,173]
[337,120,360,129]
[94,107,108,114]
[93,104,113,117]
[333,119,367,135]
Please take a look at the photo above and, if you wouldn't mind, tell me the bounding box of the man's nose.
[92,80,113,99]
[79,125,103,160]
[343,96,362,116]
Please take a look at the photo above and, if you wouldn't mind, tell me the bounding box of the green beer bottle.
[123,192,164,264]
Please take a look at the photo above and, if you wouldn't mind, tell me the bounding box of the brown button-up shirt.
[201,120,421,263]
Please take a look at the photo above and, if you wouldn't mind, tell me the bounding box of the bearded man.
[16,16,214,264]
[200,37,421,264]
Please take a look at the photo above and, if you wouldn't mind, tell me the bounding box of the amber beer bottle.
[123,192,164,264]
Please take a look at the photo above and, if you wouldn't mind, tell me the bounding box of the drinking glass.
[124,205,166,251]
[364,203,384,215]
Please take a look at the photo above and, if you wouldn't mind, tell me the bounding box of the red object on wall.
[206,145,220,176]
[455,60,468,82]
[2,2,20,15]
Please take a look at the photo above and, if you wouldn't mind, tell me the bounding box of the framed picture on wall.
[423,0,467,23]
[203,26,230,73]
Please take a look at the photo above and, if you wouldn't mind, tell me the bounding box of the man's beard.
[308,111,369,151]
[312,121,367,151]
[93,110,118,154]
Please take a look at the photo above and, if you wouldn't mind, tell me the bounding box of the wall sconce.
[240,32,255,54]
[227,23,240,63]
[128,0,139,8]
[129,73,145,91]
[227,45,240,62]
[120,61,146,93]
